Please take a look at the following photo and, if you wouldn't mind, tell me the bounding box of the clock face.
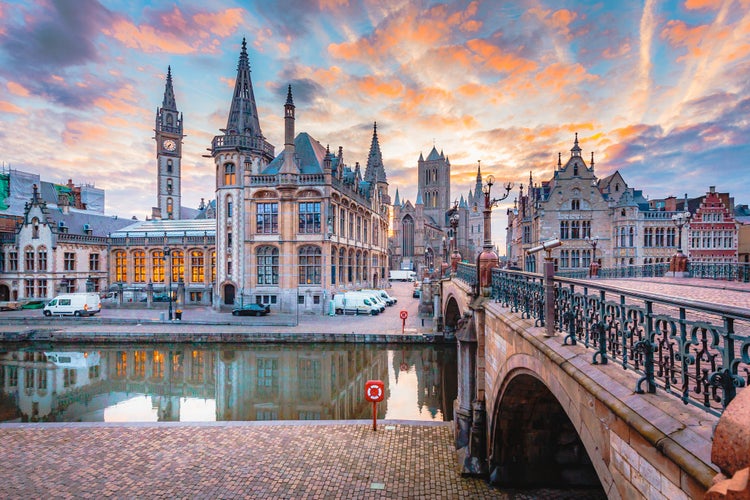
[163,139,177,152]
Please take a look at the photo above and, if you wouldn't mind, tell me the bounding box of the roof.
[425,146,442,162]
[110,218,216,238]
[45,209,133,237]
[263,132,327,175]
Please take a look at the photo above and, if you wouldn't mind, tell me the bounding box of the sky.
[1,0,749,251]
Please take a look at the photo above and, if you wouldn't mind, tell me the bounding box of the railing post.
[544,257,555,337]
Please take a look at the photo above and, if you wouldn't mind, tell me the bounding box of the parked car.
[21,300,46,309]
[232,303,271,316]
[413,289,422,299]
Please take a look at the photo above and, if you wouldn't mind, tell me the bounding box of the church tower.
[418,146,451,226]
[211,38,275,307]
[155,66,183,220]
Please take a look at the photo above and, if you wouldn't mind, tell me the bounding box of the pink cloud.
[62,121,108,146]
[0,101,25,114]
[7,81,30,97]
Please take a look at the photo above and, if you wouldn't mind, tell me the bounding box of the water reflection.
[0,344,456,423]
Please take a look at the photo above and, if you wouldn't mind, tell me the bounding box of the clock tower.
[155,66,184,220]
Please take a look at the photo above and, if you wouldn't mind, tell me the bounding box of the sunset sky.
[1,0,749,249]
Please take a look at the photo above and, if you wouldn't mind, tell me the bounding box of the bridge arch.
[488,355,608,493]
[443,295,461,334]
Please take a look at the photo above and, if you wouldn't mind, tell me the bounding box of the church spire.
[364,122,388,184]
[162,66,177,110]
[393,188,400,206]
[570,132,582,157]
[225,38,263,138]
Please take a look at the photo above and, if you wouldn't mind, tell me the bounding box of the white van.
[351,291,386,312]
[43,293,101,317]
[361,289,397,306]
[332,293,379,315]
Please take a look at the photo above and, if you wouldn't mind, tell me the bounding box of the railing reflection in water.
[455,264,749,416]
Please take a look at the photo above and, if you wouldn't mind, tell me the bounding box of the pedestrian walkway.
[1,422,501,498]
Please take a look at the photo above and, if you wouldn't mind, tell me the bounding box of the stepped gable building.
[506,135,740,272]
[211,39,390,313]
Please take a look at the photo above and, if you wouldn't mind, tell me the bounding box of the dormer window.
[571,199,580,211]
[573,164,579,176]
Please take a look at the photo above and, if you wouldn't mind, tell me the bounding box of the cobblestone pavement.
[0,421,600,499]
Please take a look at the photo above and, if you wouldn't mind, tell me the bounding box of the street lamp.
[586,236,600,277]
[163,246,173,320]
[672,211,691,253]
[478,170,513,295]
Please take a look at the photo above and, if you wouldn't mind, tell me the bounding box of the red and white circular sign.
[399,310,408,320]
[365,380,385,402]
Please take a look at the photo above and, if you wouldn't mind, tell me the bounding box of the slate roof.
[45,208,134,238]
[263,132,326,175]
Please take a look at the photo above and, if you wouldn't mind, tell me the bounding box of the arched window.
[401,215,415,257]
[37,247,47,271]
[152,250,165,283]
[226,195,233,218]
[24,246,34,271]
[166,198,173,219]
[211,251,217,283]
[166,178,173,194]
[171,250,184,282]
[191,250,205,283]
[114,251,127,282]
[32,218,40,239]
[133,250,146,283]
[348,249,354,282]
[224,163,236,185]
[298,246,321,285]
[257,246,279,285]
[331,247,337,285]
[339,248,346,284]
[167,159,173,173]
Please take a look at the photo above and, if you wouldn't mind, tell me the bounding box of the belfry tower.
[154,66,184,220]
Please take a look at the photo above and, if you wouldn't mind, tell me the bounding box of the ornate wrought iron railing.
[557,262,750,282]
[488,267,749,416]
[456,262,477,288]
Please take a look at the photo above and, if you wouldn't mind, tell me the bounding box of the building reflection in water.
[0,345,456,423]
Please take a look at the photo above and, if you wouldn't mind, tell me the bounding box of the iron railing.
[557,262,750,282]
[456,266,750,416]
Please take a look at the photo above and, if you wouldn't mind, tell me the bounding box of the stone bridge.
[440,276,749,499]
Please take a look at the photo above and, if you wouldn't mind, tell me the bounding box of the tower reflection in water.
[0,345,456,423]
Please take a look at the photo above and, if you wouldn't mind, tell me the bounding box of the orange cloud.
[527,7,580,39]
[535,62,598,92]
[466,39,537,75]
[0,101,25,114]
[319,0,349,8]
[355,76,404,99]
[602,42,631,59]
[93,85,141,115]
[7,81,30,97]
[192,8,244,38]
[684,0,720,9]
[62,121,108,146]
[661,20,713,60]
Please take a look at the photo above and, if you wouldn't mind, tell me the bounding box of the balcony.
[211,135,275,158]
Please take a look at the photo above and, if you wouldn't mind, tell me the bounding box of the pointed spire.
[225,37,262,138]
[364,121,387,184]
[393,188,400,206]
[286,84,294,105]
[476,160,482,181]
[571,132,581,156]
[416,188,423,205]
[162,66,177,110]
[418,152,424,162]
[590,151,595,169]
[558,152,562,168]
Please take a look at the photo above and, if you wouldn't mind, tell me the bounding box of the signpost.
[365,380,385,431]
[399,310,408,334]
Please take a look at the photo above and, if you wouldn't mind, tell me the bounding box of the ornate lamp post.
[163,246,173,320]
[670,211,691,275]
[586,236,600,277]
[478,172,512,295]
[449,203,461,274]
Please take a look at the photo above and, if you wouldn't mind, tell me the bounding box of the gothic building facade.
[211,39,390,313]
[390,149,489,277]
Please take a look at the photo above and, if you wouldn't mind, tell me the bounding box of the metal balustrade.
[469,267,750,415]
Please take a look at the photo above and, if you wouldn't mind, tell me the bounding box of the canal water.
[0,344,457,423]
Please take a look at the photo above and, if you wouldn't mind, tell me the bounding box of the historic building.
[211,39,390,313]
[0,177,130,302]
[390,150,488,277]
[107,68,216,307]
[506,135,740,272]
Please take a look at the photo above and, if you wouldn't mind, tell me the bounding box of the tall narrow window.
[24,247,34,271]
[191,251,204,283]
[226,196,233,218]
[8,251,17,271]
[133,251,146,283]
[152,250,165,283]
[172,250,184,282]
[32,218,40,239]
[224,163,236,185]
[89,253,100,271]
[114,251,127,282]
[167,198,173,219]
[298,246,322,285]
[167,178,173,194]
[257,246,279,285]
[64,252,76,271]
